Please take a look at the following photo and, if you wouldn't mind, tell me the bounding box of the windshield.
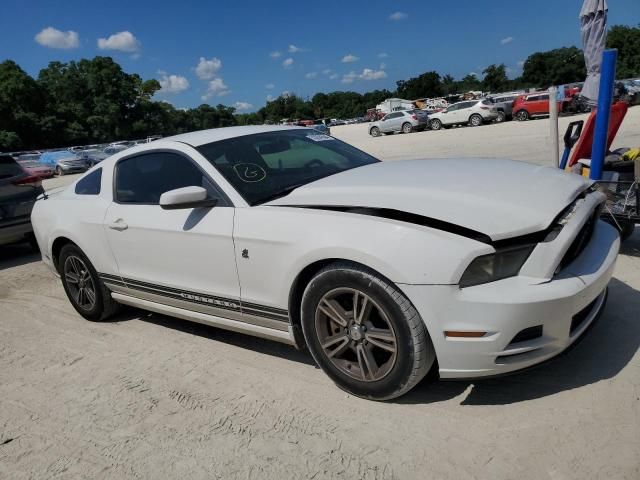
[196,129,379,205]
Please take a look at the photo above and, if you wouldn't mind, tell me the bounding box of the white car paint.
[429,99,498,127]
[31,126,619,380]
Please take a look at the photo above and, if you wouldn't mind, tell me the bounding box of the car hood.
[267,158,590,241]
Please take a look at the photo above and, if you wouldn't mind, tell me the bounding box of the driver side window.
[114,152,223,205]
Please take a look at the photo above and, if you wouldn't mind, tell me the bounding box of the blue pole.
[590,49,618,180]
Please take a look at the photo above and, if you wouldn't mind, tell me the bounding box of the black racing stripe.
[99,273,124,282]
[123,282,241,313]
[99,273,289,322]
[241,301,289,316]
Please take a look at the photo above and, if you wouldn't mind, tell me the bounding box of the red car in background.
[513,87,583,121]
[16,155,55,179]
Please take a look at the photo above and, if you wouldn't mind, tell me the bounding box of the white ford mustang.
[31,126,619,400]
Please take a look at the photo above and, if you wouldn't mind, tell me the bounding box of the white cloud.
[195,57,222,80]
[265,83,275,89]
[379,62,386,69]
[389,11,408,21]
[378,52,389,58]
[281,90,291,98]
[341,68,388,84]
[233,101,254,111]
[270,50,282,58]
[97,31,141,52]
[266,94,275,101]
[360,68,387,80]
[341,71,357,84]
[34,27,79,49]
[469,72,479,77]
[329,73,339,80]
[305,72,318,79]
[282,57,294,68]
[288,44,307,53]
[500,36,514,45]
[322,68,332,75]
[201,77,230,100]
[342,54,359,63]
[158,74,190,94]
[517,59,525,67]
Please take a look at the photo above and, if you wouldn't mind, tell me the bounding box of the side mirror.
[160,186,217,210]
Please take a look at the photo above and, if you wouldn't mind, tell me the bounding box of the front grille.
[570,297,599,334]
[558,209,598,271]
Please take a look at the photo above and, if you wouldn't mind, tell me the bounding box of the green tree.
[521,46,586,87]
[396,71,442,99]
[482,64,509,92]
[607,24,640,78]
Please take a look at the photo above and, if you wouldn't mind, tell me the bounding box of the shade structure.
[580,0,608,105]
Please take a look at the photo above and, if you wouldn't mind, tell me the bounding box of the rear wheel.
[469,114,483,126]
[430,118,442,130]
[515,109,529,121]
[495,111,506,123]
[401,122,412,134]
[370,126,381,137]
[301,262,435,401]
[59,244,120,321]
[55,166,63,176]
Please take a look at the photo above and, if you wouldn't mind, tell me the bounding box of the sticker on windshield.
[233,163,267,183]
[306,134,334,142]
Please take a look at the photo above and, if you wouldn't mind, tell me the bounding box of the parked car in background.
[16,158,55,179]
[103,144,130,156]
[311,120,331,136]
[369,110,429,137]
[487,93,522,122]
[40,150,89,176]
[428,99,498,130]
[80,149,110,167]
[512,92,564,121]
[0,155,44,247]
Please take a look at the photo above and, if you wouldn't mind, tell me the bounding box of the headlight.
[459,245,535,288]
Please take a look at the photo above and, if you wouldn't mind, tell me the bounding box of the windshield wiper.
[256,183,306,205]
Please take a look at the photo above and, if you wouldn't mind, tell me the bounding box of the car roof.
[165,125,307,147]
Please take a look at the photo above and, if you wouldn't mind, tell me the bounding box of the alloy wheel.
[315,287,397,382]
[64,255,97,311]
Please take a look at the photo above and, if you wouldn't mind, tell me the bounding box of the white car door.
[103,150,241,317]
[440,104,459,125]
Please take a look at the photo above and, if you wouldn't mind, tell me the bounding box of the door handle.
[108,219,128,231]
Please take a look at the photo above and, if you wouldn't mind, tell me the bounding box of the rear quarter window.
[0,156,24,179]
[75,168,102,195]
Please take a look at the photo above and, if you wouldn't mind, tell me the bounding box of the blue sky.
[1,0,638,112]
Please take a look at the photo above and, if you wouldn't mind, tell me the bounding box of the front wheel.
[401,122,412,134]
[301,263,435,401]
[59,244,120,321]
[515,110,529,121]
[55,166,64,176]
[430,118,442,130]
[370,126,381,137]
[495,111,506,123]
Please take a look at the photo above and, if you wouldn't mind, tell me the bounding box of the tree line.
[1,25,638,151]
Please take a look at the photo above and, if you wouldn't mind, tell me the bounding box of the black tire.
[55,166,63,176]
[370,126,381,137]
[430,118,442,130]
[515,109,529,121]
[468,113,483,127]
[300,262,435,401]
[619,220,636,241]
[495,111,506,123]
[401,122,413,134]
[59,244,120,321]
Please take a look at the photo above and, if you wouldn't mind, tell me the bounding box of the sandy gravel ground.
[1,110,639,479]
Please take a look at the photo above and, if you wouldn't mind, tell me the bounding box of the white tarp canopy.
[580,0,608,105]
